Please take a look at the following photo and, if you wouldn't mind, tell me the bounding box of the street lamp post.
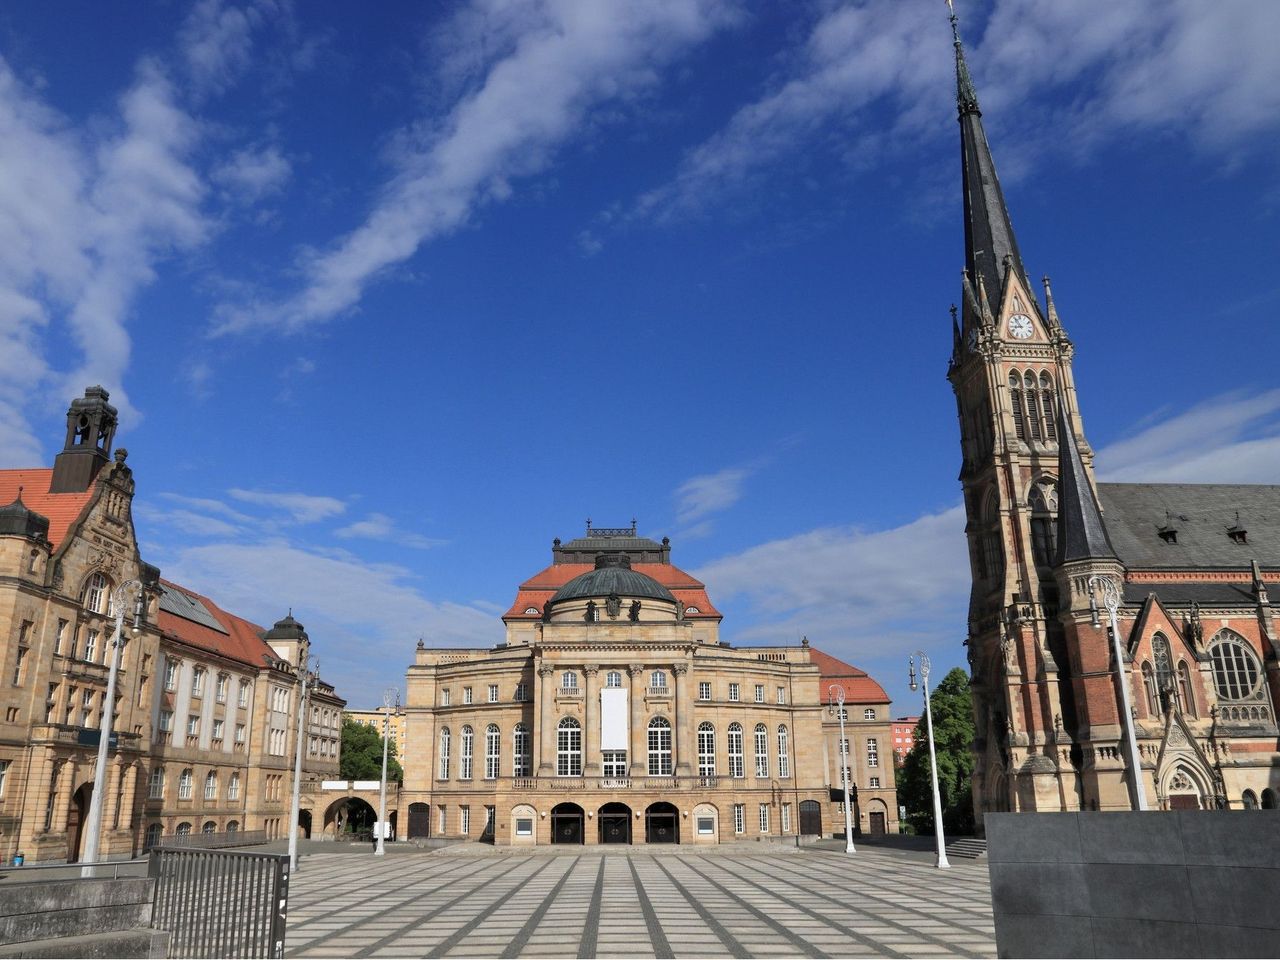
[1088,574,1148,811]
[81,580,145,877]
[375,687,397,855]
[826,684,855,854]
[909,652,950,869]
[288,654,316,872]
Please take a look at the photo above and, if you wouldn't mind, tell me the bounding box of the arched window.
[460,726,474,780]
[227,820,239,833]
[606,671,622,688]
[176,822,192,837]
[1209,631,1261,701]
[648,717,673,776]
[178,769,193,800]
[754,723,769,778]
[1142,663,1159,716]
[438,727,451,779]
[1023,372,1042,441]
[1242,790,1259,810]
[145,823,163,848]
[485,724,501,779]
[1039,371,1057,440]
[697,722,715,777]
[1152,634,1174,707]
[204,771,217,800]
[650,670,668,691]
[202,821,217,834]
[149,766,165,800]
[562,671,579,691]
[981,491,1004,583]
[228,772,240,800]
[1262,789,1277,810]
[557,717,582,777]
[1029,480,1058,568]
[777,725,790,778]
[727,723,744,779]
[1177,661,1196,718]
[1008,373,1025,440]
[513,723,531,777]
[82,572,109,614]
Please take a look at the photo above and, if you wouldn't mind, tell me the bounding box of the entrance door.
[645,802,679,844]
[799,800,821,836]
[68,784,92,863]
[598,803,631,844]
[869,811,886,836]
[407,803,431,839]
[551,803,584,844]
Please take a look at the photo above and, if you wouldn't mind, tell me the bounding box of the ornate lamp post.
[826,684,855,854]
[1088,574,1148,811]
[908,652,950,869]
[288,654,317,871]
[81,579,145,877]
[375,687,397,855]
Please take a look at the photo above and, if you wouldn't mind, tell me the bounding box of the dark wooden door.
[799,800,822,836]
[869,811,886,836]
[552,812,583,844]
[645,813,678,844]
[600,814,630,844]
[407,803,430,839]
[1169,794,1200,810]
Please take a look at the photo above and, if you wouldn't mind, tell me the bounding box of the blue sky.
[2,1,1279,712]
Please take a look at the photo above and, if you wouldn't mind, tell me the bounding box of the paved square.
[285,847,995,958]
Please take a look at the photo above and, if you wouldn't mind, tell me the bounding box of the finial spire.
[948,0,980,115]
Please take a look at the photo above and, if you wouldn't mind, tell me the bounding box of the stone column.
[583,665,600,775]
[628,664,646,777]
[105,761,122,831]
[120,763,138,831]
[55,761,75,834]
[673,662,693,776]
[536,664,554,774]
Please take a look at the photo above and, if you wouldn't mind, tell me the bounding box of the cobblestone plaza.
[285,847,995,958]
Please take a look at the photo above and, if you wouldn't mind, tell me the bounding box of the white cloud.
[178,0,263,96]
[1095,389,1280,483]
[228,488,347,523]
[335,512,448,550]
[675,465,752,531]
[212,0,738,334]
[212,142,291,203]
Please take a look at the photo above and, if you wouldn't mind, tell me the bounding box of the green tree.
[896,666,975,836]
[339,717,404,782]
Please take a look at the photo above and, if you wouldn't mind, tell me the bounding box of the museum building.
[944,15,1280,816]
[401,524,898,845]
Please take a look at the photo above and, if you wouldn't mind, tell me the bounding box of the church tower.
[50,386,118,494]
[944,9,1098,816]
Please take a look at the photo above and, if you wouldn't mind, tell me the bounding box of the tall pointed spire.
[949,1,1030,323]
[1055,401,1117,564]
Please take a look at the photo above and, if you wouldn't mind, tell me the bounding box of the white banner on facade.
[600,688,628,750]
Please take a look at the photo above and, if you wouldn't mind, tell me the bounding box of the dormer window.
[524,607,539,615]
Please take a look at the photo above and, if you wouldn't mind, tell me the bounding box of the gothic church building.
[947,17,1280,817]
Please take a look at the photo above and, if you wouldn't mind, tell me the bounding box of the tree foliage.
[896,667,975,836]
[339,716,404,782]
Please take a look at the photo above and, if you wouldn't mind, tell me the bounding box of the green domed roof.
[550,554,675,605]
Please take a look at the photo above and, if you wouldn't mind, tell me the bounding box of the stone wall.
[986,811,1280,958]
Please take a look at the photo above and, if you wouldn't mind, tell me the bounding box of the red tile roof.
[809,647,890,704]
[0,468,96,550]
[503,562,722,620]
[157,580,278,670]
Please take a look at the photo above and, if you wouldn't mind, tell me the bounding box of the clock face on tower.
[1008,314,1034,339]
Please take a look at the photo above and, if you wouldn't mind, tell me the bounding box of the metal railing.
[149,848,289,959]
[150,830,268,851]
[0,857,149,884]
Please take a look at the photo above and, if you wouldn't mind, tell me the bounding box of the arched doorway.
[298,809,312,839]
[867,800,888,837]
[324,797,377,838]
[407,802,431,839]
[645,802,678,844]
[67,783,92,863]
[799,800,822,836]
[1262,789,1277,809]
[1165,767,1203,810]
[598,803,631,844]
[550,802,584,844]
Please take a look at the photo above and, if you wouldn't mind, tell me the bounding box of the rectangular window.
[238,680,249,707]
[514,683,527,702]
[12,646,28,686]
[45,683,57,723]
[148,767,164,800]
[235,724,246,744]
[602,750,627,778]
[54,619,68,655]
[460,806,471,835]
[728,683,740,702]
[215,675,227,703]
[515,817,533,836]
[441,688,451,706]
[463,687,473,704]
[228,774,239,800]
[776,686,785,704]
[697,816,715,836]
[866,738,879,768]
[187,715,200,737]
[733,804,745,834]
[212,719,224,741]
[869,776,880,789]
[158,710,173,732]
[165,659,178,691]
[84,629,98,663]
[488,684,498,703]
[191,668,205,697]
[781,803,792,833]
[754,684,764,703]
[759,804,770,833]
[439,805,447,834]
[698,681,711,701]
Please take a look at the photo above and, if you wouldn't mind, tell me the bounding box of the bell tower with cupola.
[943,5,1101,817]
[50,386,118,494]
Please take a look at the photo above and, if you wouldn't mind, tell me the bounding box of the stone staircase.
[945,837,988,860]
[0,876,168,959]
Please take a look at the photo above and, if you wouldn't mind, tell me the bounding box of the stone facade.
[945,21,1280,819]
[400,526,896,845]
[0,388,344,864]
